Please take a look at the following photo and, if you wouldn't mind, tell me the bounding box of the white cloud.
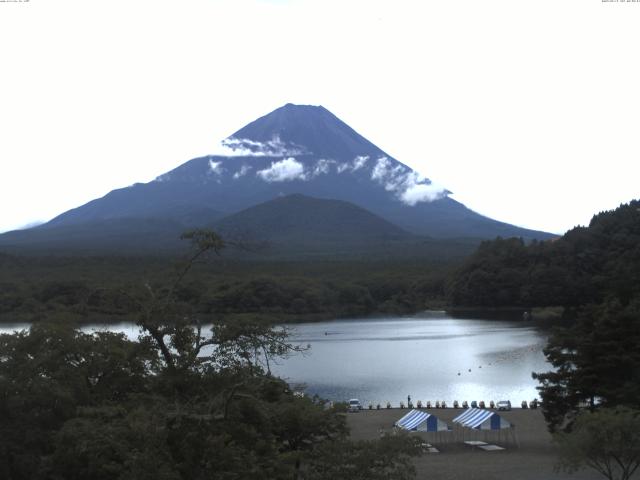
[370,156,447,205]
[352,155,369,171]
[257,157,307,182]
[336,155,369,174]
[233,164,252,179]
[214,135,308,157]
[211,142,256,157]
[208,159,224,175]
[312,158,334,177]
[371,156,392,181]
[401,183,447,205]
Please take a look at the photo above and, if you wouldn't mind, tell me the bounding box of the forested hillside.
[447,200,640,311]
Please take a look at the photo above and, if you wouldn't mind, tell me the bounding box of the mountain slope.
[228,103,386,159]
[211,194,479,260]
[0,103,555,254]
[0,218,188,254]
[214,194,411,245]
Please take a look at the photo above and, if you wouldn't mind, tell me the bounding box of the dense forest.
[447,200,640,314]
[0,253,451,325]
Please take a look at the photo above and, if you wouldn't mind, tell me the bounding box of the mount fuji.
[0,103,554,254]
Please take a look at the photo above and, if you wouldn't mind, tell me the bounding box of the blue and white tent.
[452,408,511,430]
[395,409,449,432]
[452,408,518,446]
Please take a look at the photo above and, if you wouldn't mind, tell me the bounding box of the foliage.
[0,322,156,480]
[0,230,421,479]
[533,299,640,431]
[447,200,640,310]
[555,407,640,480]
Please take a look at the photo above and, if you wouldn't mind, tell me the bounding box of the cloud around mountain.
[207,148,448,206]
[202,103,449,205]
[257,157,307,182]
[213,135,308,158]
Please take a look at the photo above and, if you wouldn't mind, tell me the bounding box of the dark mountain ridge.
[214,194,412,245]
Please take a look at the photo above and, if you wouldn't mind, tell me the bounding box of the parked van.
[348,399,362,412]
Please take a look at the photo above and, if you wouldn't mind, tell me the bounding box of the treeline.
[0,255,451,324]
[447,200,640,311]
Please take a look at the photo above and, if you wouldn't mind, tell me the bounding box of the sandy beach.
[347,408,604,480]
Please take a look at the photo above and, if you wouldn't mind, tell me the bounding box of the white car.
[348,399,362,412]
[497,400,512,411]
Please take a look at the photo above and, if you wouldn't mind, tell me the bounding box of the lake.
[0,312,550,407]
[270,312,550,406]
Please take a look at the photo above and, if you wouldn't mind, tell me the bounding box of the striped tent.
[452,408,511,430]
[395,409,450,432]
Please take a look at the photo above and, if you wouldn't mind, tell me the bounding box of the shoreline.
[0,306,564,327]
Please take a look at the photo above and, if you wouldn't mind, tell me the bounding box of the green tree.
[533,299,640,431]
[51,405,180,480]
[0,322,155,480]
[555,407,640,480]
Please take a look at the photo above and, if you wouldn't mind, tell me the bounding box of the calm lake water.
[0,312,550,406]
[271,312,550,406]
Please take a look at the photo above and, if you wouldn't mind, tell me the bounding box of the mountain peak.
[282,102,324,109]
[224,103,386,159]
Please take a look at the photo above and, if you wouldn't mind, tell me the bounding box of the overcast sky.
[1,0,639,235]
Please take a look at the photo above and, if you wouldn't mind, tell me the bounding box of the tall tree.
[533,298,640,431]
